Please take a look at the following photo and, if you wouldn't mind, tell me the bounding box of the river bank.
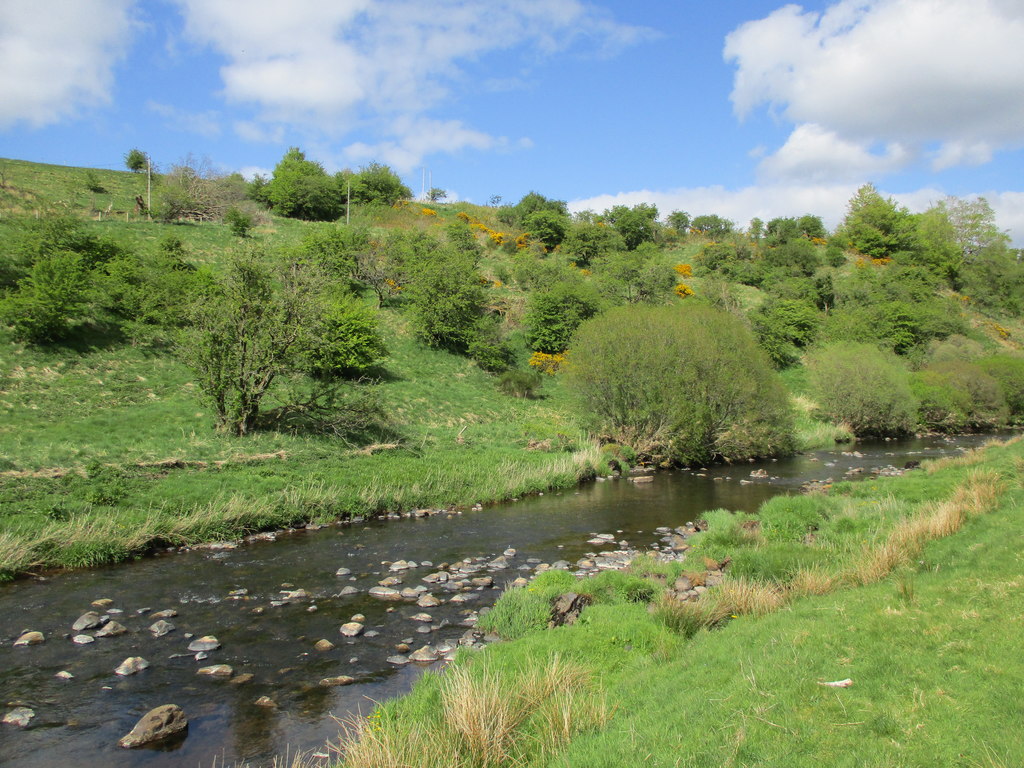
[332,435,1024,767]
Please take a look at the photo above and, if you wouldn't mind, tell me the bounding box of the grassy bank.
[334,437,1024,767]
[0,312,602,580]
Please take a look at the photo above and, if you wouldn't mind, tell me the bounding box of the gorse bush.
[806,343,918,436]
[567,303,794,464]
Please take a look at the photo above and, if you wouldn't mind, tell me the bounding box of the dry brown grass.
[711,578,788,617]
[787,565,839,598]
[336,655,605,768]
[846,469,1003,586]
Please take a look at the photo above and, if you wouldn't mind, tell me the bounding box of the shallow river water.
[0,434,1000,767]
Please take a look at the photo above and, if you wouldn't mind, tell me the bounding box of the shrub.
[912,360,1008,431]
[567,304,794,463]
[224,207,253,237]
[524,281,601,353]
[0,252,89,343]
[405,247,484,352]
[978,355,1024,420]
[496,369,543,398]
[806,343,918,436]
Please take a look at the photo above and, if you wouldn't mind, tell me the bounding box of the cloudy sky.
[2,0,1023,241]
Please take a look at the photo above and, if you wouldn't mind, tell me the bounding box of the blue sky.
[2,0,1023,241]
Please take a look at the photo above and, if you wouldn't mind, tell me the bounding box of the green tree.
[178,248,328,435]
[405,246,484,352]
[690,214,734,240]
[349,162,412,206]
[266,148,343,221]
[525,280,602,354]
[806,343,918,436]
[523,209,570,251]
[593,242,674,304]
[604,203,659,250]
[0,252,89,343]
[559,221,625,267]
[567,304,794,464]
[666,210,691,233]
[836,184,919,260]
[124,148,147,173]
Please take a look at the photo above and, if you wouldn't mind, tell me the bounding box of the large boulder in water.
[118,704,188,748]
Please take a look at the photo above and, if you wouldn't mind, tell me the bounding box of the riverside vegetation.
[1,154,1023,584]
[335,436,1024,767]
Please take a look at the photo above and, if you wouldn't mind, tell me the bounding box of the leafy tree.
[559,221,625,267]
[124,148,147,173]
[176,247,365,435]
[428,187,447,202]
[498,191,568,228]
[405,246,484,352]
[752,299,820,368]
[806,343,917,436]
[593,242,674,304]
[567,304,794,464]
[0,252,89,343]
[912,360,1008,431]
[525,280,602,354]
[224,207,253,237]
[748,217,764,242]
[349,162,412,206]
[978,355,1024,420]
[762,237,820,276]
[690,214,734,240]
[666,210,691,233]
[836,184,919,260]
[604,203,658,250]
[266,148,343,221]
[299,294,387,377]
[523,209,570,251]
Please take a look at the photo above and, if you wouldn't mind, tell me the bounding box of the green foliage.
[603,203,659,250]
[524,280,602,353]
[124,148,147,173]
[593,242,674,305]
[176,247,330,435]
[666,210,691,233]
[499,191,568,228]
[836,183,919,261]
[690,214,734,239]
[560,221,625,267]
[729,544,830,582]
[0,252,89,343]
[83,169,106,194]
[752,299,821,368]
[496,369,543,398]
[476,569,578,639]
[806,343,917,436]
[912,360,1008,431]
[758,494,839,543]
[695,241,760,285]
[762,237,820,276]
[443,220,481,255]
[567,304,794,463]
[523,208,570,251]
[299,295,387,377]
[405,246,484,352]
[224,207,253,237]
[347,162,411,206]
[266,147,342,221]
[977,355,1024,419]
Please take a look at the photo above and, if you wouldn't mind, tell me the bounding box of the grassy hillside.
[1,157,1023,582]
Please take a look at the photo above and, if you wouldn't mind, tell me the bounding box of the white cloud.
[726,0,1024,174]
[173,0,651,165]
[570,183,1024,246]
[759,123,912,183]
[0,0,135,128]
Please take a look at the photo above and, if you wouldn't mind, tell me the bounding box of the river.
[0,433,999,767]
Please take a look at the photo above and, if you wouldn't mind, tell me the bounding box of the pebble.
[95,621,127,638]
[197,665,233,677]
[340,622,364,637]
[319,675,355,687]
[149,620,175,637]
[187,636,221,652]
[3,707,35,727]
[72,634,95,645]
[14,631,44,647]
[115,657,150,676]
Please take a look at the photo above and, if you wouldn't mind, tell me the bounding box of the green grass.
[336,438,1024,767]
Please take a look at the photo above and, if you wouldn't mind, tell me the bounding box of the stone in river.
[14,631,44,647]
[95,621,127,638]
[118,704,188,748]
[335,567,351,576]
[115,657,150,676]
[197,665,233,677]
[149,620,175,637]
[3,707,35,727]
[338,586,359,596]
[55,670,74,680]
[449,593,475,603]
[339,622,364,637]
[187,635,221,652]
[230,673,254,685]
[417,594,441,608]
[386,655,410,665]
[368,586,402,601]
[319,675,355,687]
[72,612,106,631]
[91,598,114,609]
[408,645,439,663]
[315,639,335,651]
[254,696,277,708]
[150,609,177,619]
[410,612,433,622]
[73,634,95,645]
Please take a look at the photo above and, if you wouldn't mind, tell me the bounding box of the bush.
[224,207,253,237]
[0,252,89,343]
[524,280,601,354]
[405,247,484,352]
[978,355,1024,420]
[567,304,794,464]
[496,369,542,398]
[806,343,917,436]
[912,360,1008,431]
